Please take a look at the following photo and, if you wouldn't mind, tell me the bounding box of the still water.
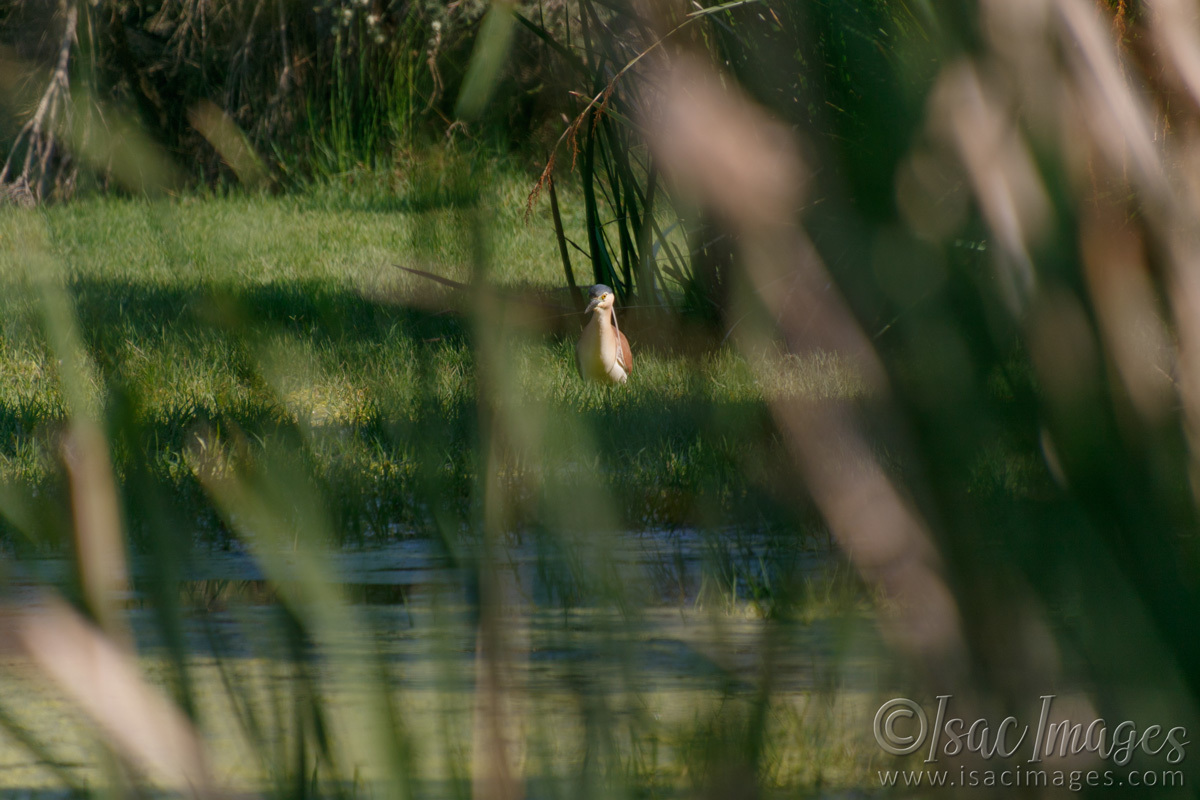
[0,531,887,796]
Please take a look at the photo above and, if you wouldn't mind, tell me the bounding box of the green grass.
[0,164,864,548]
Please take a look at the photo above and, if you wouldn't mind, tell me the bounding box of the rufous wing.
[617,329,632,375]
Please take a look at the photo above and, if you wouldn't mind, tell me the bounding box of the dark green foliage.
[0,0,495,194]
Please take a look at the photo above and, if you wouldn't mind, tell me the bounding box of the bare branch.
[0,0,78,203]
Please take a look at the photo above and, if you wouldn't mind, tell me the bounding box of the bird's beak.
[584,296,602,314]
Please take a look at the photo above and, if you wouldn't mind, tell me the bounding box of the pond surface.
[0,532,889,797]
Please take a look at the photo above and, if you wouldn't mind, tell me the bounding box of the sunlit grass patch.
[0,183,866,542]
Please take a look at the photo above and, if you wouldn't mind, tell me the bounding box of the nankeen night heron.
[576,284,632,384]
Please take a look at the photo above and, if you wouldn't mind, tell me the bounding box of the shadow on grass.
[67,275,470,349]
[0,278,822,554]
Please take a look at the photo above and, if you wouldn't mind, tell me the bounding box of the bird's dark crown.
[589,284,614,298]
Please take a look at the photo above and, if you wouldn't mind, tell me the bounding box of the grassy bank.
[0,166,862,550]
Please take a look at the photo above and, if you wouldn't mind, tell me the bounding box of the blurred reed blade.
[188,100,269,188]
[644,53,970,681]
[0,594,214,795]
[456,1,518,121]
[199,444,415,800]
[22,220,132,645]
[1055,0,1165,201]
[66,89,182,197]
[1154,0,1200,116]
[927,61,1045,313]
[61,423,129,645]
[1079,208,1173,424]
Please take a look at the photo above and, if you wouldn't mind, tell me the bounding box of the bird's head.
[584,284,616,315]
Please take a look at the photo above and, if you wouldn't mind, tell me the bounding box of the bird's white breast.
[577,311,628,383]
